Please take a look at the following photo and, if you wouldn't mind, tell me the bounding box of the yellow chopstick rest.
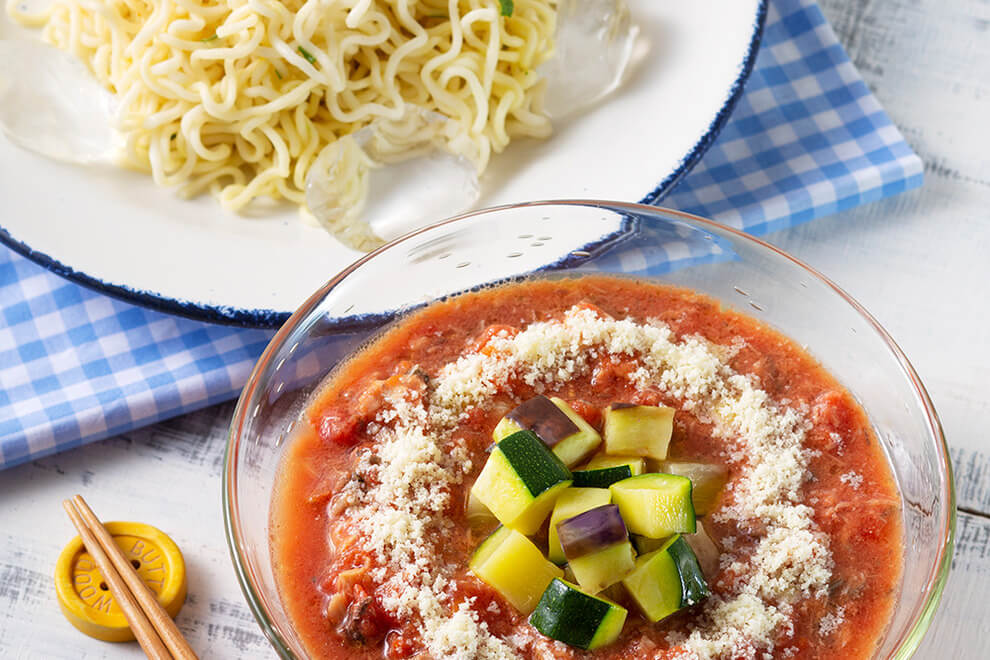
[55,521,187,642]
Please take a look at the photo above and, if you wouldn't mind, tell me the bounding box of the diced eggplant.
[584,453,646,475]
[470,430,572,534]
[548,488,612,564]
[493,395,578,447]
[622,535,710,622]
[655,461,728,515]
[603,404,675,459]
[568,540,637,593]
[610,473,696,538]
[571,465,632,488]
[529,579,627,650]
[470,526,564,614]
[493,396,602,467]
[548,397,603,466]
[557,504,628,560]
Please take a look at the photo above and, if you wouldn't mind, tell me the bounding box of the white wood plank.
[951,448,990,514]
[0,405,271,659]
[914,512,990,659]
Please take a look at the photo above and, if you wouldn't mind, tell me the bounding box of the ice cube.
[540,0,639,120]
[0,40,116,163]
[306,108,480,252]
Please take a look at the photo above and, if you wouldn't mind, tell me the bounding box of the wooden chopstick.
[71,496,199,659]
[63,496,198,660]
[62,499,171,659]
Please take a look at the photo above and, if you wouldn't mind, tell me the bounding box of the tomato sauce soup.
[271,277,902,659]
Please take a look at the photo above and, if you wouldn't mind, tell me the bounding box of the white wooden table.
[2,0,988,657]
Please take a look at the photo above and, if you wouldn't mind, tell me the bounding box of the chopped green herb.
[498,0,513,16]
[274,68,283,80]
[170,133,177,140]
[201,34,219,43]
[297,46,317,65]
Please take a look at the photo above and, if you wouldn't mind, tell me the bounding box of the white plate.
[0,0,766,327]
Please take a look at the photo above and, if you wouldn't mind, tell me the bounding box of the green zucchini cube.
[602,404,675,459]
[571,465,632,489]
[471,430,572,534]
[683,519,721,579]
[547,488,612,564]
[493,396,602,467]
[584,453,646,475]
[466,490,499,530]
[609,473,696,538]
[655,461,728,515]
[622,535,710,622]
[529,579,627,650]
[635,524,720,577]
[568,540,637,594]
[470,526,564,614]
[631,534,667,555]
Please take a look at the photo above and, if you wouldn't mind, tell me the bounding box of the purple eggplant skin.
[507,395,579,447]
[557,504,629,560]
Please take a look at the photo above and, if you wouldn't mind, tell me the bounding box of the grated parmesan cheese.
[840,471,863,489]
[337,306,833,659]
[818,606,846,636]
[344,388,518,659]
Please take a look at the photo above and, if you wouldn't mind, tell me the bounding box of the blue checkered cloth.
[0,0,923,470]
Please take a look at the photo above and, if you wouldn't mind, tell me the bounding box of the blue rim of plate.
[0,0,768,330]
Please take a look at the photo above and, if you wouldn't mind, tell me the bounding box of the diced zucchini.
[466,490,498,530]
[471,430,572,534]
[599,580,628,605]
[529,579,627,650]
[603,404,675,459]
[622,535,710,622]
[668,536,711,606]
[493,396,601,467]
[656,461,728,515]
[470,526,564,614]
[492,416,524,443]
[631,534,667,555]
[568,539,637,593]
[634,524,719,578]
[572,465,632,488]
[548,488,612,564]
[584,453,646,475]
[610,473,696,538]
[684,519,720,579]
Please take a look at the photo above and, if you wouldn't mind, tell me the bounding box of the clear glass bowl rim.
[222,199,956,659]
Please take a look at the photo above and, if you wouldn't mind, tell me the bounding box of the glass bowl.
[223,200,954,659]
